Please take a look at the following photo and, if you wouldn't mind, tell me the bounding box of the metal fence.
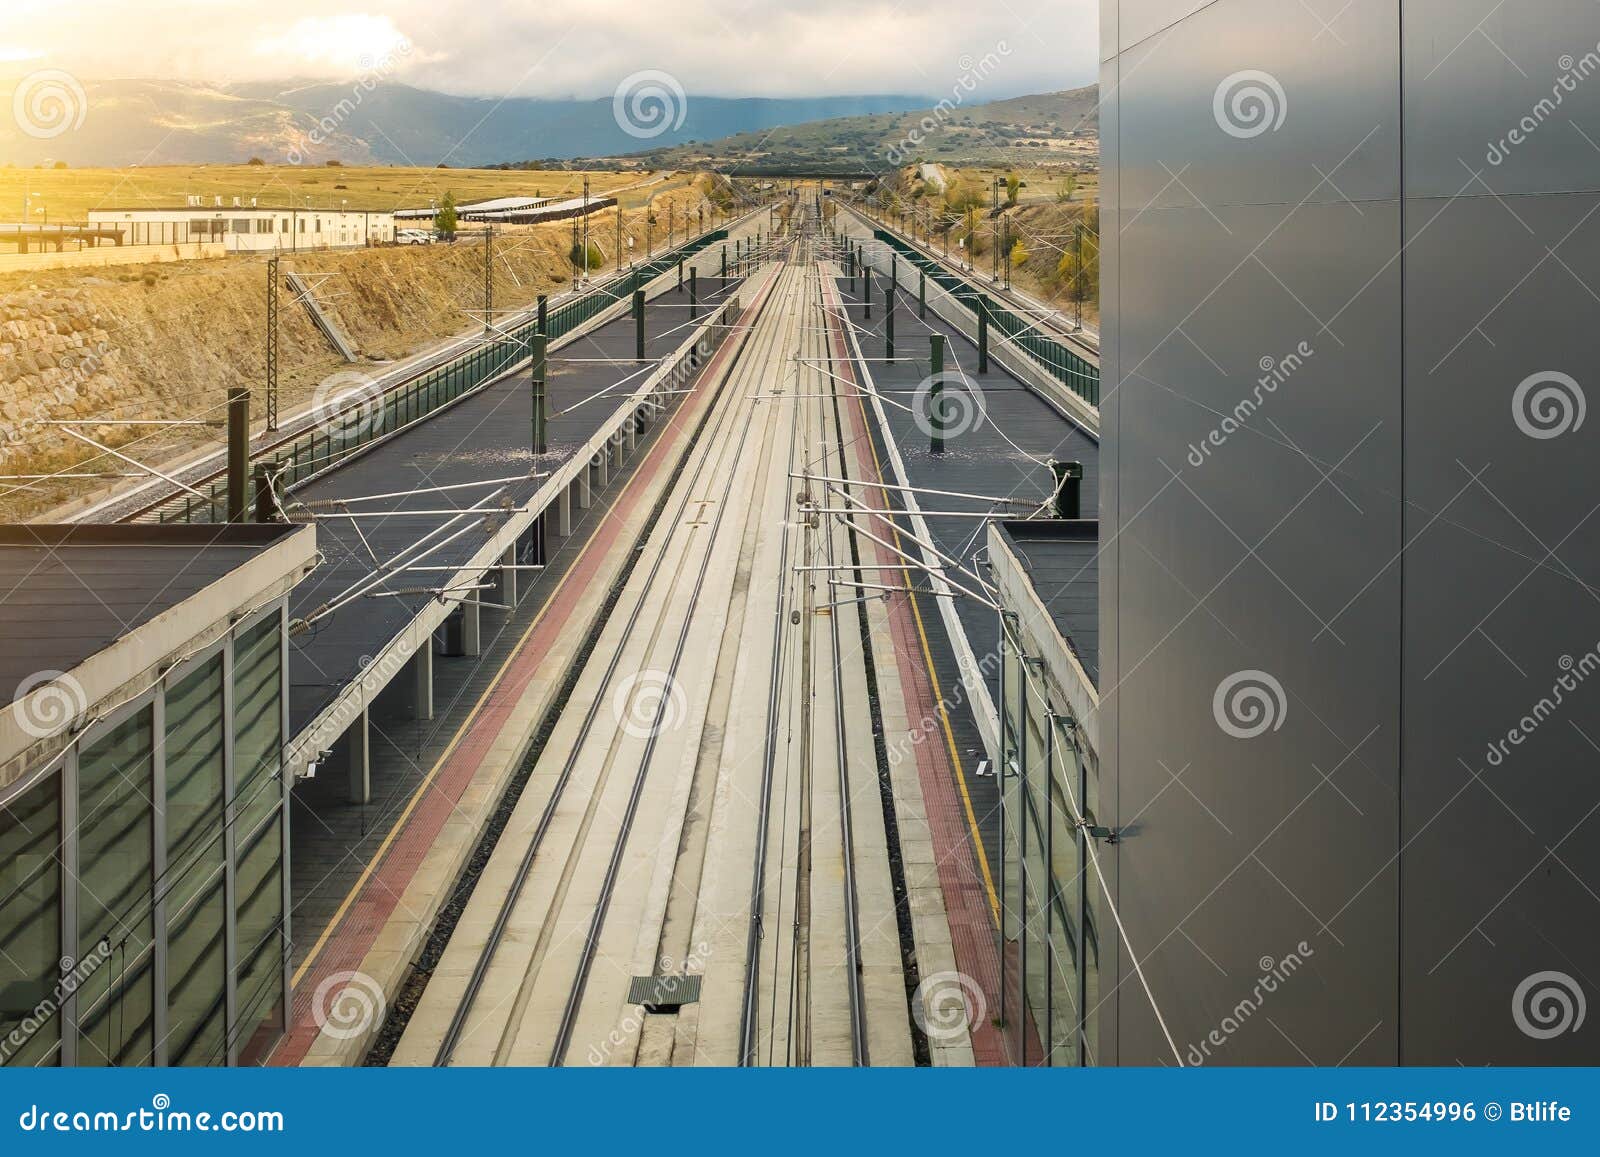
[152,231,730,524]
[871,230,1099,407]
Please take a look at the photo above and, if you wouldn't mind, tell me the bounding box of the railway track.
[390,205,919,1067]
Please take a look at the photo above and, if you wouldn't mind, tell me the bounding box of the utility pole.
[616,206,623,274]
[483,225,493,334]
[265,255,279,431]
[531,334,548,455]
[1002,217,1012,291]
[991,175,1001,284]
[885,261,895,362]
[582,176,591,287]
[1074,221,1084,333]
[227,388,250,523]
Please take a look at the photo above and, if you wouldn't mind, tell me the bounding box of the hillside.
[601,86,1099,173]
[0,173,736,521]
[0,78,929,169]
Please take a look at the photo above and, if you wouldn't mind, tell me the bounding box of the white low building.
[87,199,395,252]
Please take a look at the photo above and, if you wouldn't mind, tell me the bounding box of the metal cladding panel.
[1112,201,1402,1065]
[1105,0,1600,1065]
[1400,188,1600,1064]
[1116,0,1399,211]
[1105,0,1404,1066]
[1404,0,1600,198]
[1117,1,1211,52]
[1097,47,1123,1064]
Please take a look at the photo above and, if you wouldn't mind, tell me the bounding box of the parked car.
[397,229,434,245]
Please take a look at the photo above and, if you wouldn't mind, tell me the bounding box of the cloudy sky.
[0,0,1097,100]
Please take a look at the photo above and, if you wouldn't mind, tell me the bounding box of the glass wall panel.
[234,616,282,842]
[0,775,62,1066]
[1082,738,1102,1065]
[1023,819,1051,1066]
[234,817,283,1065]
[165,655,225,911]
[166,878,227,1066]
[1019,671,1051,1066]
[164,655,227,1066]
[999,624,1024,1059]
[77,710,155,1066]
[1049,718,1084,1066]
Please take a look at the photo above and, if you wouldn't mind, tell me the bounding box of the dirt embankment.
[0,177,724,519]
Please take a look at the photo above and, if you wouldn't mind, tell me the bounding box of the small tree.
[1054,203,1100,303]
[434,192,458,236]
[1055,173,1078,203]
[1010,238,1029,268]
[1006,172,1021,206]
[570,238,603,271]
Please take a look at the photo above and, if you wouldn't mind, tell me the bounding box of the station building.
[86,202,395,252]
[0,523,316,1066]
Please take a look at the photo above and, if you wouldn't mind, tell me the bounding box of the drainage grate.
[628,974,703,1011]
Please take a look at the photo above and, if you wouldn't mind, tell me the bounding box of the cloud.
[4,0,1097,100]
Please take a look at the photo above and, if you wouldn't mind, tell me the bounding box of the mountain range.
[0,78,931,169]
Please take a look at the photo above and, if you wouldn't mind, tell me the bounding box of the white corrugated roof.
[458,195,552,213]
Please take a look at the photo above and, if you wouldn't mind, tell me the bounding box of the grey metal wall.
[1099,0,1600,1065]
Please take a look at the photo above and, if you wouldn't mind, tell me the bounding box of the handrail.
[869,228,1100,407]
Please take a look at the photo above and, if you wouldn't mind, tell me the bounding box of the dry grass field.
[0,164,685,223]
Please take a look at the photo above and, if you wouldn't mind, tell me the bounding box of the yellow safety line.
[836,280,1001,926]
[292,512,603,986]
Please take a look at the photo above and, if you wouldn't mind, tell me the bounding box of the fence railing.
[870,229,1099,408]
[151,230,730,524]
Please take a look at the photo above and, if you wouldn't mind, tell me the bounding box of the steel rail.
[430,263,785,1066]
[814,255,870,1066]
[547,268,797,1065]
